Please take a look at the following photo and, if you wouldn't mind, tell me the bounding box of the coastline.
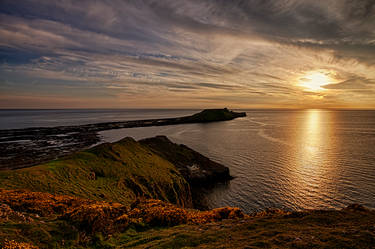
[1,109,374,248]
[0,108,246,170]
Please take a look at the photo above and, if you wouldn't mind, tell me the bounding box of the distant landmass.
[0,108,246,170]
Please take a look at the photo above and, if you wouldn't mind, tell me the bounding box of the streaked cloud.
[0,0,374,108]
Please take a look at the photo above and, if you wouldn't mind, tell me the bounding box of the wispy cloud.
[0,0,374,108]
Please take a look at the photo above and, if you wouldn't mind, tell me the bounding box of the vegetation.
[116,205,375,248]
[0,188,245,248]
[1,188,374,248]
[0,137,192,207]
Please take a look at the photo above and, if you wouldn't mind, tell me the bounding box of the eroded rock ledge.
[140,136,232,186]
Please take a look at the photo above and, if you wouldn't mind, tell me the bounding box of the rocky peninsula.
[0,108,246,170]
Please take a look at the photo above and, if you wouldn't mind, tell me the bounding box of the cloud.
[0,0,374,108]
[323,77,374,89]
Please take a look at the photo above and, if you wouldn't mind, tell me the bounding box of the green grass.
[3,207,375,248]
[113,209,375,248]
[0,137,192,207]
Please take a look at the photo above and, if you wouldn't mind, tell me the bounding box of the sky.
[0,0,374,109]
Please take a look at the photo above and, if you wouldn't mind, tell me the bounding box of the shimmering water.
[100,109,375,213]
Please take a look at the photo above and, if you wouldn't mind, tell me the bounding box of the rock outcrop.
[179,108,246,123]
[140,136,232,186]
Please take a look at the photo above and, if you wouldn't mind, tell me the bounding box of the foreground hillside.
[123,204,375,249]
[1,188,374,248]
[0,188,245,248]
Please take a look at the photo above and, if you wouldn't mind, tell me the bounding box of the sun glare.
[299,71,332,91]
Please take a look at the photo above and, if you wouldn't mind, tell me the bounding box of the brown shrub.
[0,204,33,223]
[0,188,95,216]
[0,189,247,235]
[128,199,188,226]
[251,208,290,217]
[188,207,246,224]
[129,199,247,226]
[2,239,38,249]
[63,202,128,234]
[0,189,129,234]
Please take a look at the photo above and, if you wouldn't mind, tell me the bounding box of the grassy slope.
[2,189,374,249]
[0,137,192,207]
[114,207,375,248]
[0,189,244,249]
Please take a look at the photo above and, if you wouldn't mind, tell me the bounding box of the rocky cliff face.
[140,136,232,186]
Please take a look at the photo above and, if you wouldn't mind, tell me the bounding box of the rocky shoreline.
[0,108,246,170]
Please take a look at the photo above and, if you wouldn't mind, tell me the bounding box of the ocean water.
[1,109,375,213]
[0,109,197,129]
[99,109,375,213]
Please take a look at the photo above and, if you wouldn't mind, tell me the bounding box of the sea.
[1,109,374,213]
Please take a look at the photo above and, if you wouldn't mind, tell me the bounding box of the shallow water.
[100,109,375,212]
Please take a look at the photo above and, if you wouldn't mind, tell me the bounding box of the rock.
[180,108,246,123]
[140,136,232,186]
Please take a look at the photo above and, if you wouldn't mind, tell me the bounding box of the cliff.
[0,137,193,208]
[0,135,232,209]
[140,136,231,186]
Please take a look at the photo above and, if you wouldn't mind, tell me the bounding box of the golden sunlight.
[299,71,333,91]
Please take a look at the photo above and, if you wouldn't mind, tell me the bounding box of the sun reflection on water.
[285,109,338,209]
[303,109,323,163]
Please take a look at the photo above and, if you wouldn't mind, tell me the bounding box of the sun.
[299,71,332,91]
